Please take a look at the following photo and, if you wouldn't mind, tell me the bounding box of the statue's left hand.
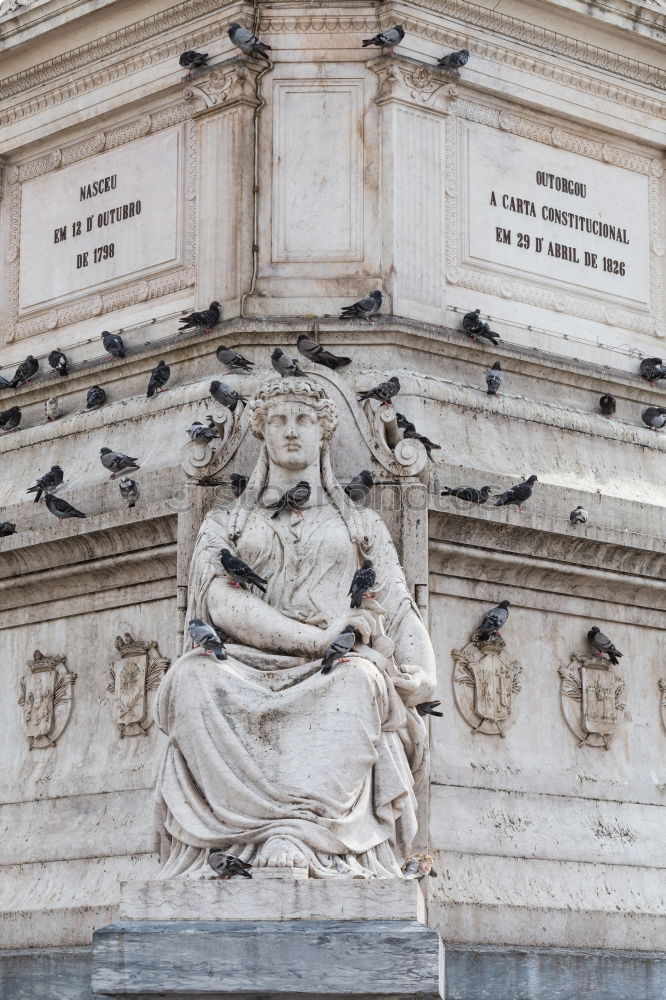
[391,663,437,707]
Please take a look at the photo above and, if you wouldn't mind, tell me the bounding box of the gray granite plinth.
[91,919,444,998]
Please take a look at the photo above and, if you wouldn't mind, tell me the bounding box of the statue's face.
[263,400,322,470]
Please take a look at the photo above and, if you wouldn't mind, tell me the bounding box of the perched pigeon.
[321,625,356,675]
[86,385,107,410]
[210,380,247,412]
[476,600,510,641]
[0,406,21,432]
[362,25,405,50]
[45,396,63,422]
[587,626,622,666]
[462,309,500,346]
[220,548,267,592]
[27,465,63,504]
[599,394,616,418]
[441,485,493,504]
[641,406,666,430]
[188,619,228,660]
[340,290,382,321]
[639,357,666,383]
[187,419,219,444]
[271,348,304,378]
[395,412,413,431]
[296,335,351,370]
[216,345,254,373]
[48,350,68,377]
[102,331,125,359]
[147,360,170,398]
[265,480,311,519]
[570,505,588,524]
[486,361,503,395]
[9,356,38,388]
[208,850,252,879]
[349,559,376,608]
[45,493,86,519]
[119,477,140,508]
[179,301,221,333]
[100,447,140,479]
[0,522,16,537]
[416,701,443,718]
[437,48,470,75]
[357,376,400,405]
[403,427,441,461]
[344,470,374,502]
[493,475,537,510]
[179,50,209,72]
[228,22,271,60]
[402,853,437,880]
[230,473,249,498]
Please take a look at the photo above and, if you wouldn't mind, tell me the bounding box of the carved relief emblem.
[559,654,625,749]
[18,650,76,749]
[659,678,666,733]
[452,636,522,737]
[108,633,169,737]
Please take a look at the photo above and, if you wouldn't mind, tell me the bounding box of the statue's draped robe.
[154,500,428,878]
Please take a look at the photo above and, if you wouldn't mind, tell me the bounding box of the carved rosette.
[559,654,626,750]
[452,635,522,738]
[18,650,76,750]
[107,633,170,737]
[659,678,666,733]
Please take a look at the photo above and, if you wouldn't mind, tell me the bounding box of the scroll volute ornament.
[452,631,522,738]
[559,654,626,750]
[108,633,170,737]
[18,650,76,749]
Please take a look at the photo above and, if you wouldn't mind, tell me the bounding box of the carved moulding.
[370,58,457,113]
[452,634,522,738]
[183,60,262,113]
[659,678,666,733]
[18,650,76,749]
[108,633,170,737]
[559,654,625,750]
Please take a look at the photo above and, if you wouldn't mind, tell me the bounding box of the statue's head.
[248,380,338,472]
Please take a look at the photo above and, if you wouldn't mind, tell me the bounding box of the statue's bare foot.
[254,837,308,869]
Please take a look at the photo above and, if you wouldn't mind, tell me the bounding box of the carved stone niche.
[559,654,626,750]
[18,650,76,749]
[107,633,170,737]
[452,634,522,738]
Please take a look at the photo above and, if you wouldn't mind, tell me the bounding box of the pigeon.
[179,50,209,72]
[208,850,252,879]
[0,406,21,432]
[45,396,63,422]
[349,559,376,608]
[216,345,254,373]
[48,350,68,376]
[0,522,16,537]
[296,335,351,370]
[476,600,510,641]
[271,348,304,378]
[340,290,382,321]
[493,475,538,510]
[416,701,443,718]
[486,361,503,395]
[570,505,588,524]
[86,385,107,410]
[599,394,616,418]
[220,548,267,592]
[188,619,228,660]
[45,493,87,519]
[441,485,493,504]
[27,465,64,503]
[402,427,441,461]
[462,309,500,346]
[179,301,221,333]
[119,477,140,508]
[265,480,311,519]
[187,420,219,444]
[101,331,125,358]
[344,470,374,502]
[641,406,666,430]
[639,357,666,383]
[402,853,437,880]
[228,23,271,61]
[147,360,170,398]
[395,412,413,431]
[230,473,249,498]
[587,626,622,666]
[210,380,247,412]
[100,447,140,479]
[321,625,356,675]
[362,25,405,51]
[9,356,38,388]
[437,48,470,75]
[357,376,400,406]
